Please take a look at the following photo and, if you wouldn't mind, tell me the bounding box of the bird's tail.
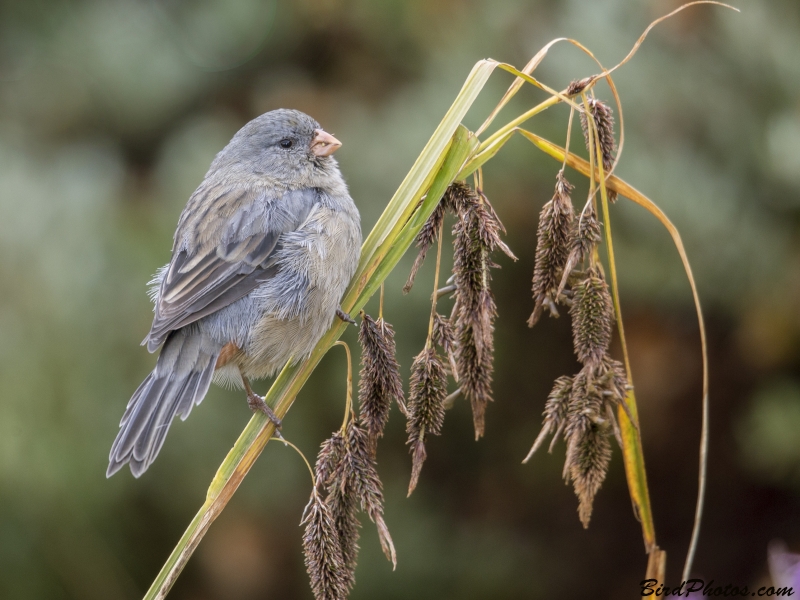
[107,329,220,478]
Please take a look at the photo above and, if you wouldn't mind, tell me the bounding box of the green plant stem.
[477,95,561,154]
[590,118,658,554]
[335,340,354,433]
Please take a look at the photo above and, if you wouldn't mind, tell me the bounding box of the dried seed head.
[559,359,628,527]
[406,347,448,495]
[408,439,427,497]
[326,481,360,591]
[574,203,602,262]
[562,366,608,527]
[358,314,406,446]
[404,181,500,293]
[315,431,359,590]
[323,419,397,585]
[443,180,478,215]
[404,200,447,293]
[523,375,573,463]
[567,422,612,528]
[432,313,455,354]
[302,490,347,600]
[581,98,617,201]
[581,98,616,173]
[406,348,448,438]
[315,432,345,491]
[543,376,573,448]
[453,288,496,439]
[432,313,457,377]
[558,203,602,297]
[343,421,396,567]
[567,77,592,96]
[451,186,513,439]
[528,171,575,326]
[596,356,628,405]
[564,366,606,444]
[570,267,614,366]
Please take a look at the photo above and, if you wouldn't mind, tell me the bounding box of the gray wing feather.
[144,187,318,351]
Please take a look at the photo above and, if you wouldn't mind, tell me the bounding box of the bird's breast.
[240,199,361,377]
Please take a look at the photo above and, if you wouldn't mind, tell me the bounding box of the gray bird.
[107,109,361,478]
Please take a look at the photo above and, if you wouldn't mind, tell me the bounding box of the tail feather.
[131,374,192,465]
[119,376,156,428]
[177,362,215,421]
[108,331,219,478]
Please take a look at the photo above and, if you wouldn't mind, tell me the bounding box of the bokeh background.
[2,0,800,597]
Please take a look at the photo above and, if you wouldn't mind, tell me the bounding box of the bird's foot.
[336,307,356,325]
[247,391,283,430]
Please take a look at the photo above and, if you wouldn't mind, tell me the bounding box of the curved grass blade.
[476,37,568,136]
[359,60,497,265]
[479,2,739,196]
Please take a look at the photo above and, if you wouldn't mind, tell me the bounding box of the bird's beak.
[311,129,341,157]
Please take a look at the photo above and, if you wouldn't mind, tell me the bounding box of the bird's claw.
[247,391,283,431]
[336,308,356,325]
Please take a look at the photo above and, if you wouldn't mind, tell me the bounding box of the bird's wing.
[144,185,319,351]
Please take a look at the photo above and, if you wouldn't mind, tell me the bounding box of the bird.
[107,109,361,478]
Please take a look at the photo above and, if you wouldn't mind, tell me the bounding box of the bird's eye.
[279,139,293,149]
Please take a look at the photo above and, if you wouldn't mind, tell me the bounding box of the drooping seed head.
[453,288,496,439]
[557,202,602,297]
[580,98,617,201]
[523,375,574,463]
[529,171,575,326]
[325,479,360,591]
[404,200,447,293]
[559,360,626,527]
[570,267,614,366]
[567,77,592,96]
[566,421,612,528]
[450,186,513,439]
[324,419,396,582]
[314,431,358,590]
[358,314,405,446]
[406,347,448,494]
[344,420,396,568]
[432,313,458,377]
[315,432,346,491]
[564,366,606,444]
[302,490,347,600]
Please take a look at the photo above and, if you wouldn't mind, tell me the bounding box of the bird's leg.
[336,307,356,325]
[241,373,283,431]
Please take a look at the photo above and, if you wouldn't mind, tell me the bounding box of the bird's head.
[217,109,343,185]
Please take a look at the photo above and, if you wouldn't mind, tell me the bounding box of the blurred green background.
[2,0,800,597]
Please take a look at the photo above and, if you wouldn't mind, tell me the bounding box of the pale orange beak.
[311,129,342,157]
